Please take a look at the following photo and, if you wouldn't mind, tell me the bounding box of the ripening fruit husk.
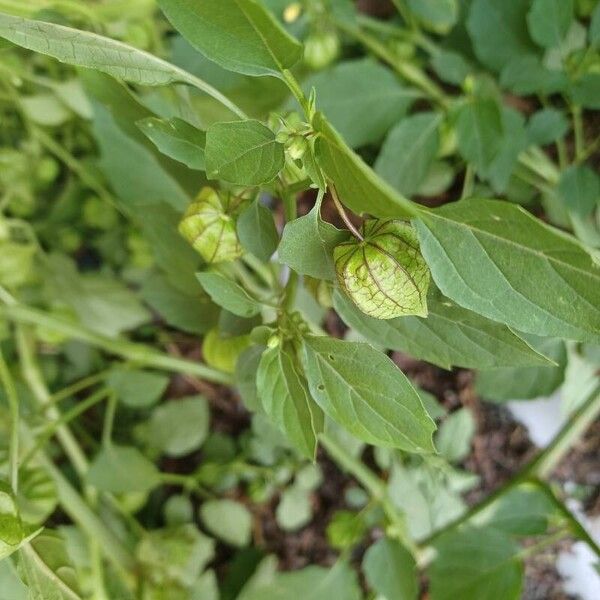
[334,220,430,319]
[178,187,243,264]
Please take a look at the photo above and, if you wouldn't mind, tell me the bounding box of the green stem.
[517,527,570,560]
[460,164,475,200]
[2,303,232,385]
[16,326,89,478]
[102,393,117,447]
[0,346,19,492]
[571,104,585,161]
[44,369,112,410]
[281,187,299,311]
[330,184,363,240]
[320,432,418,556]
[20,387,111,470]
[282,69,310,117]
[421,385,600,546]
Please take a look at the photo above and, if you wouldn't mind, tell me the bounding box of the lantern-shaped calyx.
[334,220,430,319]
[179,187,243,264]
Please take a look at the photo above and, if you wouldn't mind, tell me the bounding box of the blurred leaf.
[526,108,569,145]
[276,485,312,531]
[527,0,573,49]
[87,445,160,494]
[558,164,600,217]
[375,112,441,196]
[436,408,476,463]
[363,538,418,600]
[431,50,472,85]
[107,369,169,408]
[467,0,538,72]
[148,396,209,457]
[571,73,600,109]
[407,0,458,32]
[430,526,523,600]
[200,500,252,547]
[301,59,417,148]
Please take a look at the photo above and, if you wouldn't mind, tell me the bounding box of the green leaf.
[407,0,458,32]
[205,119,284,185]
[257,345,324,459]
[333,290,551,370]
[472,483,559,536]
[363,538,418,600]
[141,272,219,335]
[429,526,523,600]
[237,199,279,261]
[435,408,476,463]
[415,199,600,342]
[235,345,265,411]
[278,195,348,280]
[527,0,573,49]
[467,0,538,72]
[313,112,419,218]
[571,73,600,109]
[591,1,600,46]
[526,108,569,145]
[158,0,302,78]
[148,396,209,457]
[375,112,441,197]
[557,164,600,217]
[107,368,170,408]
[0,483,39,562]
[302,336,436,452]
[500,54,567,95]
[301,59,417,148]
[0,12,237,113]
[200,499,252,547]
[276,486,313,531]
[196,271,262,317]
[238,560,361,600]
[136,524,215,588]
[137,117,206,170]
[455,97,503,173]
[431,50,472,85]
[87,445,160,494]
[17,531,83,600]
[476,336,566,402]
[0,560,28,600]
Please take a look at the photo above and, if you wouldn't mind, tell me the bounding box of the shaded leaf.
[237,199,279,261]
[196,271,262,317]
[200,500,252,547]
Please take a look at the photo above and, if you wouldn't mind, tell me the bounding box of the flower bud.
[334,220,430,319]
[179,187,243,264]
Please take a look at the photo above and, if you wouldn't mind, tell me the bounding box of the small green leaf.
[476,336,567,402]
[237,199,279,261]
[429,526,523,600]
[235,345,265,411]
[431,50,472,85]
[302,336,436,452]
[467,0,538,72]
[415,199,600,342]
[0,483,39,562]
[158,0,302,77]
[527,0,573,49]
[407,0,458,32]
[200,499,252,547]
[257,345,324,459]
[137,117,206,170]
[571,73,600,109]
[526,108,569,146]
[473,483,559,536]
[363,538,418,600]
[87,445,160,494]
[17,531,83,600]
[435,408,476,463]
[196,271,262,317]
[557,164,600,217]
[333,290,552,370]
[455,97,503,172]
[300,59,418,148]
[278,195,348,280]
[375,112,441,197]
[276,486,313,531]
[313,112,420,219]
[107,368,170,408]
[148,396,209,457]
[205,120,284,185]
